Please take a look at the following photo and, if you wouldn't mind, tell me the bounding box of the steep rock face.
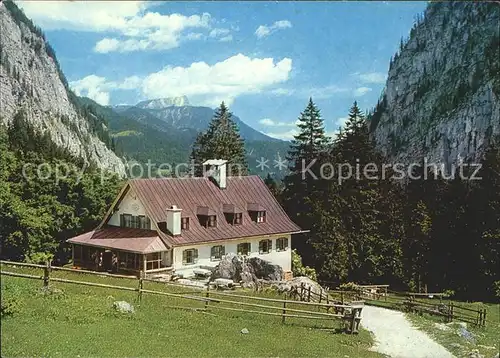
[371,2,499,168]
[0,2,125,174]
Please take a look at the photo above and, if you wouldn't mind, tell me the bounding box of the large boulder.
[210,253,283,285]
[247,257,283,281]
[273,276,327,300]
[211,253,246,281]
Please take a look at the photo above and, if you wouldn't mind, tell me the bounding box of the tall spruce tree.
[190,102,248,176]
[281,98,330,264]
[310,101,404,286]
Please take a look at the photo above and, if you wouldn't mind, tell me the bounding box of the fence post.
[326,293,330,314]
[282,292,287,324]
[450,302,454,322]
[307,286,311,302]
[482,308,487,327]
[205,283,210,310]
[300,283,305,301]
[138,273,143,303]
[43,260,51,287]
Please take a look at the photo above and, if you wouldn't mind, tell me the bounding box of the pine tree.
[190,102,248,176]
[264,173,280,199]
[281,98,330,265]
[309,101,405,285]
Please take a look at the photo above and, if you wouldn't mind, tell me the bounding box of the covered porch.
[67,226,173,276]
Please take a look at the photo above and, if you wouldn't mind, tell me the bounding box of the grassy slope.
[1,265,381,357]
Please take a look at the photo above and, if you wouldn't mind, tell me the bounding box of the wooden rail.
[0,261,363,333]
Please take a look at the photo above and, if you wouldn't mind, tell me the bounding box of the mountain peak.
[136,96,190,109]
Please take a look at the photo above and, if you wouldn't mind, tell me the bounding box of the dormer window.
[208,215,217,228]
[181,217,190,230]
[197,206,217,228]
[223,204,243,225]
[247,203,266,223]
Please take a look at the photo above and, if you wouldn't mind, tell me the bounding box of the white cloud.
[141,54,292,107]
[354,87,372,97]
[94,38,120,53]
[18,1,229,53]
[335,116,349,128]
[70,75,111,105]
[259,118,297,127]
[71,53,292,107]
[218,35,233,42]
[255,20,292,38]
[264,129,298,141]
[270,85,350,100]
[353,72,387,84]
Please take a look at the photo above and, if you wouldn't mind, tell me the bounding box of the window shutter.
[221,246,225,256]
[268,239,272,252]
[120,214,124,227]
[259,240,263,254]
[193,249,199,264]
[210,246,215,260]
[182,250,187,265]
[284,238,289,249]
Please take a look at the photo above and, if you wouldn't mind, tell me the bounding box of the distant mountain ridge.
[137,96,190,109]
[86,97,290,178]
[115,97,282,143]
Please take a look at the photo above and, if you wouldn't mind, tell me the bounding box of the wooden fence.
[0,261,363,334]
[316,280,487,328]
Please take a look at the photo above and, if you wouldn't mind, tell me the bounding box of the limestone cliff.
[371,2,499,167]
[0,2,125,174]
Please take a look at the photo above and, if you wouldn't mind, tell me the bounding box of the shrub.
[493,281,500,300]
[26,252,53,265]
[291,249,317,281]
[1,295,21,317]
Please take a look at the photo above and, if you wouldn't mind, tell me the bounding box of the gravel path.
[361,305,455,358]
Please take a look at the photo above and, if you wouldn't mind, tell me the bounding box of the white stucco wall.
[107,189,151,229]
[172,234,292,277]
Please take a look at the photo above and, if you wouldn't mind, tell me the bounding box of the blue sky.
[19,1,428,140]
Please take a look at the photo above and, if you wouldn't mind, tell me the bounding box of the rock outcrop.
[210,253,284,287]
[0,2,125,175]
[371,2,499,169]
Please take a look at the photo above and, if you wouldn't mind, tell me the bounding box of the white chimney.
[166,205,182,236]
[203,159,227,189]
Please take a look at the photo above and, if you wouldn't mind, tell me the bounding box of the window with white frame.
[120,214,150,229]
[259,239,272,254]
[237,242,251,256]
[182,249,198,265]
[276,237,289,252]
[210,245,225,261]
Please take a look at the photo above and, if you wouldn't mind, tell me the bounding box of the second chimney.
[203,159,227,189]
[166,205,182,236]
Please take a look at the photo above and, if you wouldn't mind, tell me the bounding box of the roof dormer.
[247,202,266,223]
[197,206,217,228]
[223,203,243,225]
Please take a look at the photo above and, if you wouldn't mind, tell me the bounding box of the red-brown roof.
[67,227,168,254]
[129,176,301,246]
